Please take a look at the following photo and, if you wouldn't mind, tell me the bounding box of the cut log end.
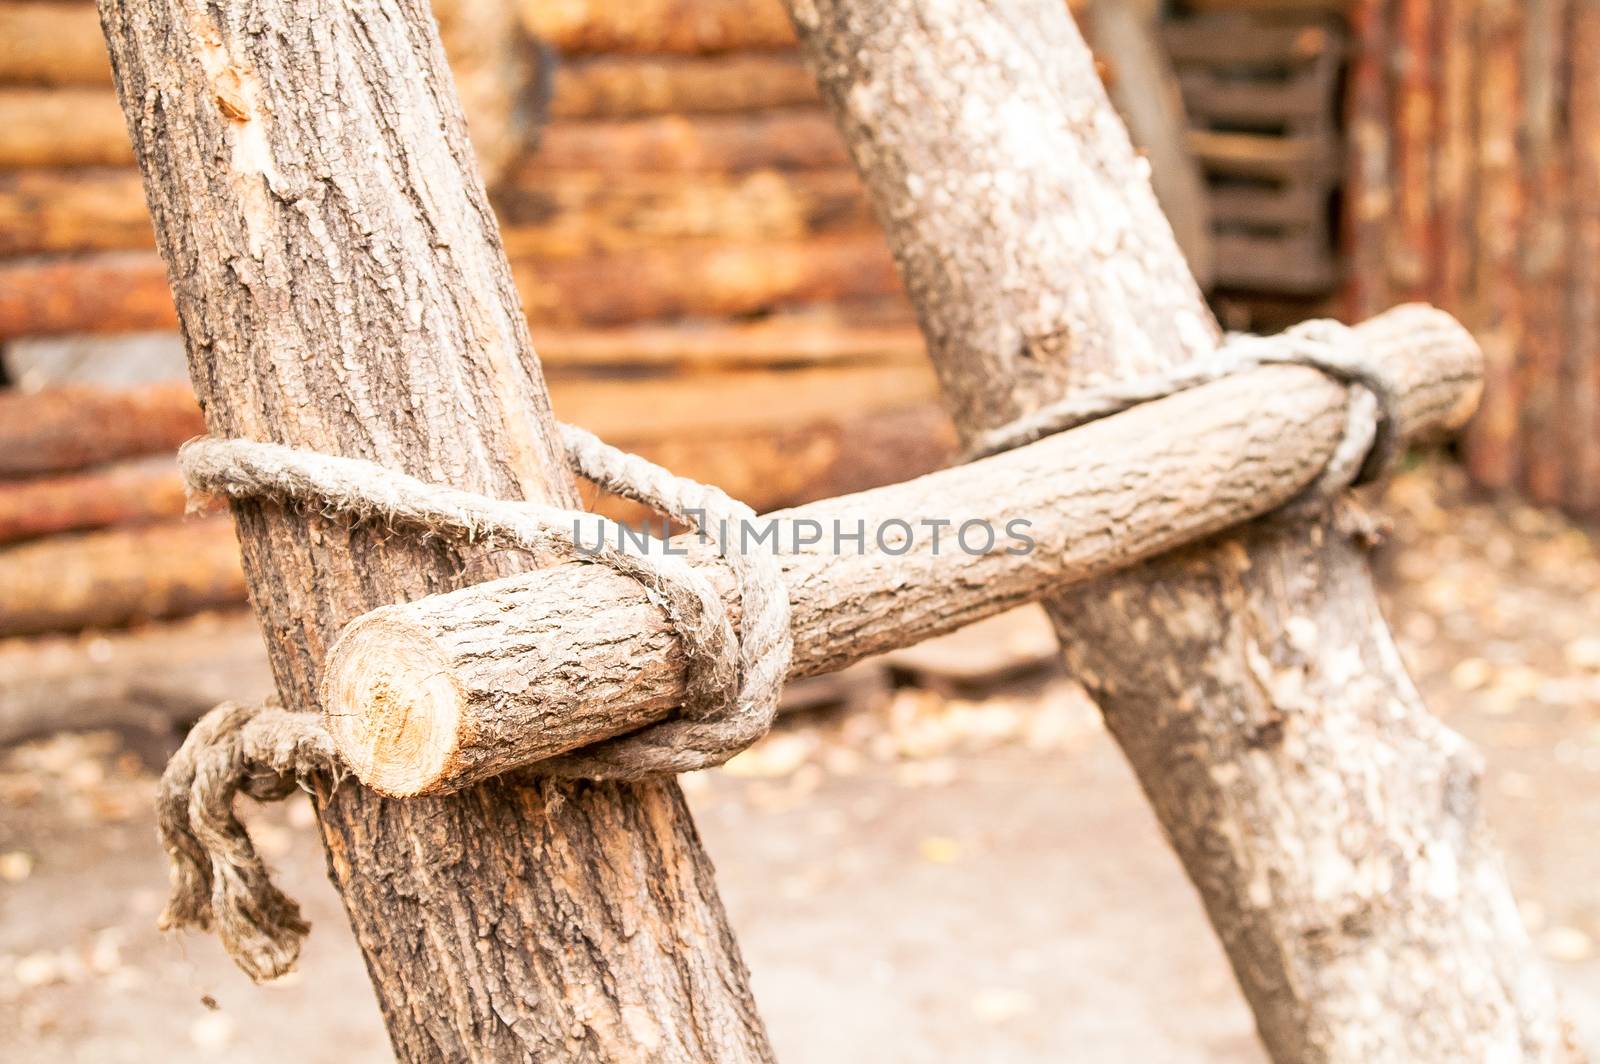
[321,613,463,797]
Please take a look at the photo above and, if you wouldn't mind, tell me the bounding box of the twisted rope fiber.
[157,318,1401,981]
[159,423,791,980]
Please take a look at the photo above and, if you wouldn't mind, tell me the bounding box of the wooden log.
[0,517,246,637]
[0,456,187,542]
[1343,0,1394,320]
[0,252,177,337]
[787,2,1572,1061]
[552,363,938,440]
[1463,0,1525,489]
[0,379,203,476]
[1567,0,1600,516]
[1188,129,1332,181]
[519,0,796,54]
[494,170,876,257]
[320,305,1483,796]
[0,167,875,258]
[0,400,952,543]
[549,53,820,118]
[0,168,153,256]
[0,1,112,85]
[531,318,925,369]
[1516,0,1572,506]
[0,92,850,176]
[431,0,545,185]
[0,610,273,747]
[0,1,537,180]
[0,87,131,167]
[1393,0,1437,299]
[0,355,934,479]
[1085,0,1214,289]
[1434,0,1475,312]
[0,235,902,337]
[511,235,902,326]
[100,0,772,1050]
[0,396,949,628]
[526,111,850,173]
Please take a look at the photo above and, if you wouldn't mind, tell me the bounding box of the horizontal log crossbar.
[319,304,1482,796]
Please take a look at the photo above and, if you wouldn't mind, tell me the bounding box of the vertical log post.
[785,2,1576,1061]
[96,0,773,1060]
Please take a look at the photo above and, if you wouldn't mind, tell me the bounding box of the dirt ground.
[1,460,1597,1062]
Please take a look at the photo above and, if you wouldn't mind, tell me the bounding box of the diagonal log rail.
[781,2,1578,1062]
[320,304,1479,797]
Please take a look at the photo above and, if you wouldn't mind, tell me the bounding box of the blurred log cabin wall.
[1343,0,1600,520]
[0,0,1595,701]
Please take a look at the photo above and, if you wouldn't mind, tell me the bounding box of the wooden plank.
[1212,230,1338,292]
[1163,19,1341,66]
[1177,69,1332,124]
[1189,129,1334,180]
[1208,183,1328,229]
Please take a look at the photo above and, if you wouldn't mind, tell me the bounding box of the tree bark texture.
[96,0,773,1060]
[321,307,1481,796]
[785,2,1576,1061]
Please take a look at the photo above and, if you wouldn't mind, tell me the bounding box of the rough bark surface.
[323,308,1481,796]
[786,2,1576,1061]
[96,0,772,1060]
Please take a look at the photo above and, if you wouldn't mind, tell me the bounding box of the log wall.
[0,0,954,652]
[1346,0,1600,518]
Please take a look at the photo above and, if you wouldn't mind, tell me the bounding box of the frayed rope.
[156,318,1398,980]
[159,422,793,979]
[155,701,342,981]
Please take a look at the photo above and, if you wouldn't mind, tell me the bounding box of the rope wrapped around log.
[156,313,1437,981]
